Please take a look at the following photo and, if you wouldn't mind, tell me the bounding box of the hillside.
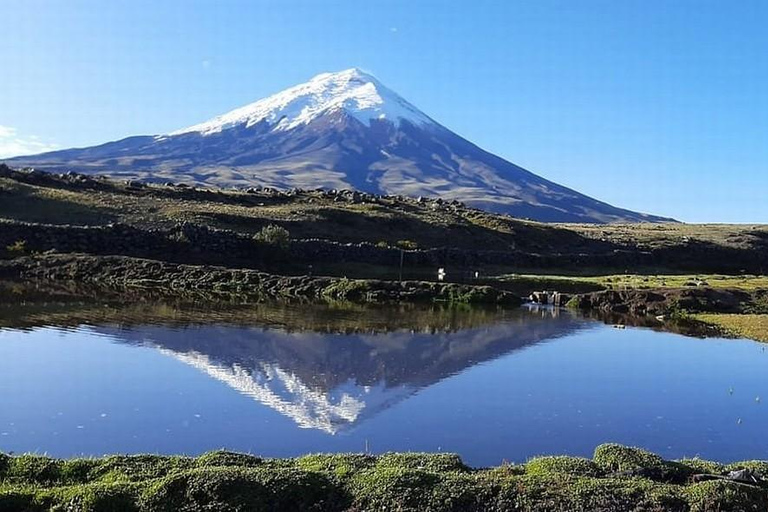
[0,165,766,276]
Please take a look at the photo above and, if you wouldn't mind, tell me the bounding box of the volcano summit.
[6,68,671,223]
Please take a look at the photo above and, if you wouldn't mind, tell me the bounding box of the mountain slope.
[5,68,673,223]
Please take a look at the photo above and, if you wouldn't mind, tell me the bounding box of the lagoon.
[1,302,766,467]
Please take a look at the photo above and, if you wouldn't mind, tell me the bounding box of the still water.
[1,300,767,466]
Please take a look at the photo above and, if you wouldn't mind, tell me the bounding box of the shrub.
[86,454,194,483]
[0,488,37,512]
[140,467,344,512]
[321,278,371,302]
[593,444,666,473]
[5,240,28,256]
[254,224,290,249]
[514,473,687,512]
[0,448,765,511]
[593,444,691,483]
[525,456,602,477]
[350,467,441,511]
[296,454,375,480]
[0,453,10,482]
[196,450,263,468]
[59,458,102,484]
[396,240,418,250]
[376,453,468,473]
[5,454,63,485]
[685,480,768,512]
[565,296,582,309]
[725,460,768,479]
[677,457,725,475]
[40,482,141,512]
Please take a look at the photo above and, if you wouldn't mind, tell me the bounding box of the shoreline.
[1,444,766,511]
[0,253,521,306]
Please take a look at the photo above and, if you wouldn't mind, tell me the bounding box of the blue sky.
[1,0,766,223]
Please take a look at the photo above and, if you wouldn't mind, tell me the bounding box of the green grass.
[694,314,768,342]
[500,273,768,292]
[1,445,766,511]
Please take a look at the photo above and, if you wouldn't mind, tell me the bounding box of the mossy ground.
[1,445,765,511]
[694,314,768,342]
[500,273,768,292]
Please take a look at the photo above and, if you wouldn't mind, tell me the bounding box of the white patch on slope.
[170,68,435,136]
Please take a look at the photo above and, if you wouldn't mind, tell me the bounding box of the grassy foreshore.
[500,273,768,292]
[1,445,766,511]
[694,314,768,343]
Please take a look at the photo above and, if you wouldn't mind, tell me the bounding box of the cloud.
[202,59,212,69]
[0,125,59,159]
[389,27,398,33]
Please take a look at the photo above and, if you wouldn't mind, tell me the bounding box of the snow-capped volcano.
[172,68,434,135]
[5,68,673,223]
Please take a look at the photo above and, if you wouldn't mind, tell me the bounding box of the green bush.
[5,455,63,485]
[140,467,344,512]
[428,473,494,512]
[376,452,468,473]
[593,444,691,482]
[350,467,441,511]
[525,456,602,477]
[321,278,370,302]
[5,240,28,256]
[0,487,38,512]
[59,458,102,484]
[685,479,768,512]
[725,460,768,479]
[254,224,290,250]
[296,453,375,480]
[86,454,194,483]
[0,452,10,479]
[677,457,725,475]
[39,482,141,512]
[195,450,262,469]
[593,444,667,473]
[0,448,766,511]
[513,473,686,512]
[565,296,582,308]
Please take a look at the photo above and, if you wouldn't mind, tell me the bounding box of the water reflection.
[3,287,766,465]
[0,289,588,434]
[90,305,586,434]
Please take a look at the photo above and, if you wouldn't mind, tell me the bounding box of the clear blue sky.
[1,0,766,223]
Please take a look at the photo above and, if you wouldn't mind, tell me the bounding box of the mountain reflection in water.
[3,293,768,466]
[84,304,588,434]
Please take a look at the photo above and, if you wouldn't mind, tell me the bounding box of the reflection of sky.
[0,322,767,466]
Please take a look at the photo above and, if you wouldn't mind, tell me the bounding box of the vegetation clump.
[525,455,602,477]
[593,444,693,482]
[695,314,768,343]
[4,239,28,257]
[375,452,468,473]
[684,479,768,512]
[1,445,766,511]
[254,224,290,249]
[726,460,768,479]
